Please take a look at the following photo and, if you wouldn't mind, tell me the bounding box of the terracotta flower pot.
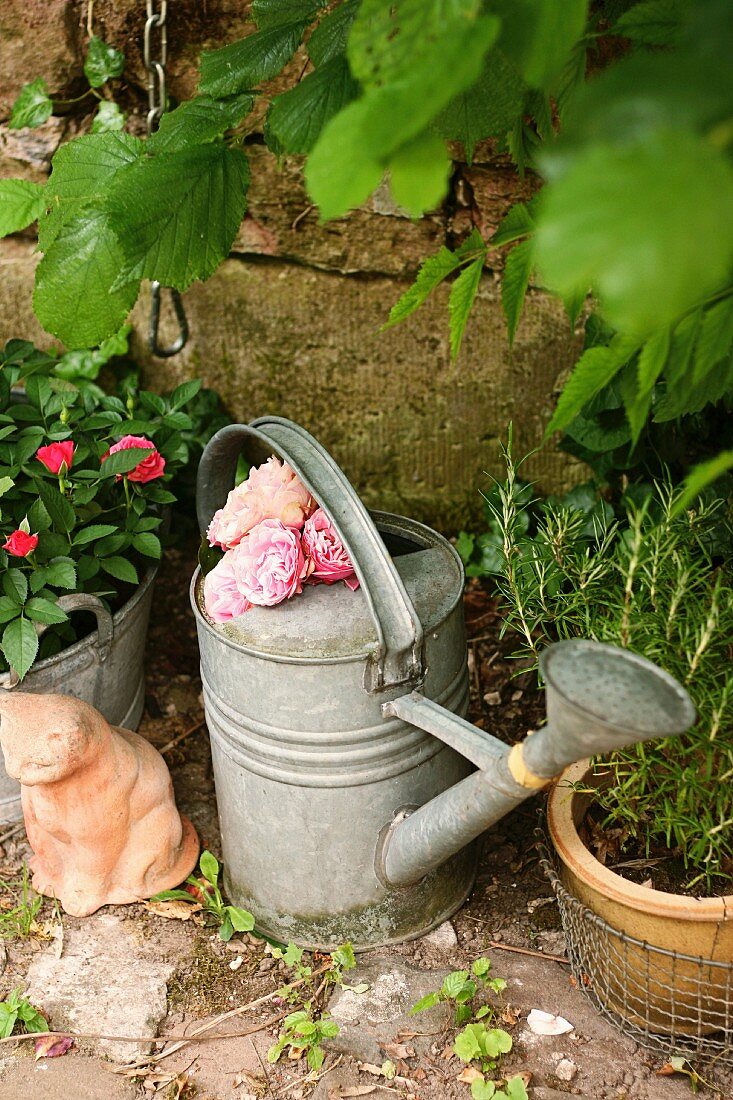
[547,761,733,1038]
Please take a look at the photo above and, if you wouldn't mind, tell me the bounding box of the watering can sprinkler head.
[378,639,696,889]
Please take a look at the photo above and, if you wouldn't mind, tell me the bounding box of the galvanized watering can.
[193,418,695,949]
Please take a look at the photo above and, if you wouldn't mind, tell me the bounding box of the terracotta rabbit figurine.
[0,691,199,916]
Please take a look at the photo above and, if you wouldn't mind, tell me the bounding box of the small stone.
[556,1059,578,1082]
[258,957,275,972]
[484,691,501,706]
[420,921,458,952]
[229,956,244,971]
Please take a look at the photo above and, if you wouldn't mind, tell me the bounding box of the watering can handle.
[196,418,424,692]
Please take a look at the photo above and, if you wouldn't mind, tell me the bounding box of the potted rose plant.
[0,338,202,821]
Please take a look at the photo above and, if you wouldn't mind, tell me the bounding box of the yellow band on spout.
[507,743,554,790]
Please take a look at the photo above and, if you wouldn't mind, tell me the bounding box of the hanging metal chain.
[143,0,189,357]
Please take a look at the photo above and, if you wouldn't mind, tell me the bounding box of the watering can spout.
[377,639,696,889]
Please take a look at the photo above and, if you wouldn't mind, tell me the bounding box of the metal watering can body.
[193,418,696,950]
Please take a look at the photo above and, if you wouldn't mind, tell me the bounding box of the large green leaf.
[627,326,670,440]
[691,297,733,386]
[40,132,144,250]
[83,36,125,88]
[449,256,484,359]
[2,617,38,680]
[389,132,451,218]
[266,57,358,154]
[306,15,500,218]
[34,206,140,349]
[501,238,534,345]
[435,51,525,163]
[489,0,588,89]
[9,78,53,130]
[672,450,733,515]
[0,180,45,238]
[199,23,309,97]
[308,0,358,66]
[535,132,733,336]
[147,95,254,154]
[106,144,250,291]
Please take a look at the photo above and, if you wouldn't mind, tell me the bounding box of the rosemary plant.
[490,452,733,892]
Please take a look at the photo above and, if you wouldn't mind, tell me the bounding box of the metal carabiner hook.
[148,281,189,358]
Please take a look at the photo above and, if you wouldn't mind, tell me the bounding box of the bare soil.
[0,545,730,1100]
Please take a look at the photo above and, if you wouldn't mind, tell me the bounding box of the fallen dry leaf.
[380,1042,415,1060]
[331,1088,377,1098]
[457,1066,484,1084]
[526,1009,574,1036]
[500,1005,519,1027]
[144,899,204,923]
[34,1035,74,1060]
[516,1071,533,1087]
[357,1062,386,1076]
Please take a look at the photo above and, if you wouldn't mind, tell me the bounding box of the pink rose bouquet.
[203,456,359,623]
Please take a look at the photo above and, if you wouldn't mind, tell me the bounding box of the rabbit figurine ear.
[3,692,198,916]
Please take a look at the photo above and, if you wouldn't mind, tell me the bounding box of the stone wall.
[0,1,585,529]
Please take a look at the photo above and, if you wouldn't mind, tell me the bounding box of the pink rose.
[3,530,38,557]
[230,519,312,607]
[37,441,74,475]
[302,508,360,591]
[203,555,251,624]
[207,456,314,550]
[103,435,165,483]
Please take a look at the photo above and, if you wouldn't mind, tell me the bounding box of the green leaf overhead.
[383,229,486,329]
[9,78,53,130]
[34,207,141,349]
[147,95,254,154]
[106,144,250,291]
[266,58,358,154]
[436,51,526,163]
[545,336,640,436]
[306,11,500,217]
[83,36,125,87]
[199,23,309,97]
[388,132,451,218]
[308,0,359,66]
[0,181,46,238]
[252,0,323,28]
[535,132,733,336]
[490,0,588,89]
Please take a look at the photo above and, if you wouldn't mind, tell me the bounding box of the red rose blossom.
[103,434,166,483]
[3,530,38,557]
[36,441,75,475]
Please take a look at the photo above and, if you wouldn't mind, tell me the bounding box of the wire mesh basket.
[536,827,733,1071]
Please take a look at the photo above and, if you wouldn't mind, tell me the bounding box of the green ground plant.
[0,988,47,1038]
[489,450,733,892]
[0,865,46,940]
[411,958,526,1100]
[151,851,255,941]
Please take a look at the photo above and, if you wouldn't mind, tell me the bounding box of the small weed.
[267,942,358,1075]
[151,851,254,941]
[0,988,47,1038]
[411,958,507,1025]
[0,865,47,940]
[412,957,523,1099]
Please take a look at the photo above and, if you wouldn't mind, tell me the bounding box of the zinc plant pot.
[547,761,733,1039]
[0,565,158,824]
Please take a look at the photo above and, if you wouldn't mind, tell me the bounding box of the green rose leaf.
[0,180,46,239]
[98,447,154,478]
[101,556,139,584]
[2,617,39,680]
[35,480,77,534]
[24,597,68,625]
[44,558,77,589]
[131,532,162,558]
[72,524,119,546]
[9,78,53,130]
[84,36,125,88]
